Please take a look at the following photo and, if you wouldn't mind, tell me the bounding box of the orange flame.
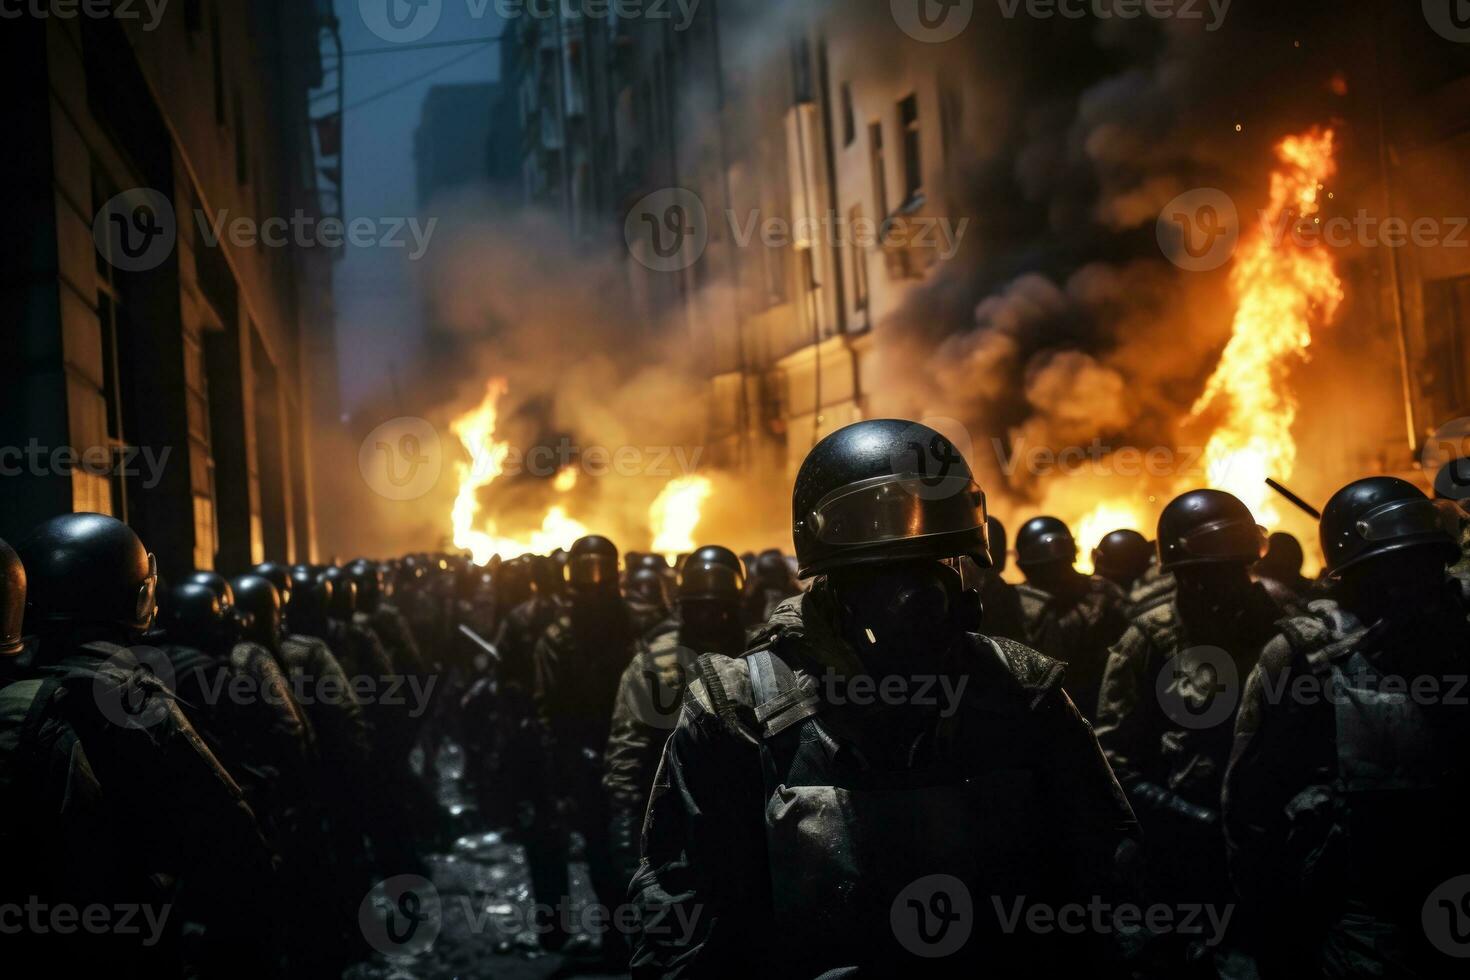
[1190,127,1343,526]
[649,475,712,562]
[449,379,589,565]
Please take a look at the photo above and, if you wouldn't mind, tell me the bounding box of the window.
[211,4,225,126]
[869,121,888,219]
[899,94,922,203]
[841,83,855,147]
[235,88,249,185]
[791,39,813,104]
[850,205,869,315]
[1421,276,1470,424]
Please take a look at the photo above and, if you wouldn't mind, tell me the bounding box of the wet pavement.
[346,742,629,980]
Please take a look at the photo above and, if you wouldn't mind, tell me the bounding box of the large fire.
[649,476,714,561]
[449,379,591,565]
[1063,126,1342,565]
[1190,126,1342,526]
[448,379,709,565]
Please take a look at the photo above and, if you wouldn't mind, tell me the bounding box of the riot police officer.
[1224,477,1470,978]
[1252,531,1313,608]
[531,534,638,959]
[1013,516,1130,721]
[976,515,1026,642]
[743,548,800,625]
[1092,528,1155,596]
[604,546,748,886]
[1094,489,1281,975]
[630,420,1138,977]
[6,515,276,976]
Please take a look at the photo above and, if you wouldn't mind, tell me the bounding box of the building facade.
[0,0,341,580]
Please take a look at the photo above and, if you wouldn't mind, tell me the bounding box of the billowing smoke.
[330,0,1419,562]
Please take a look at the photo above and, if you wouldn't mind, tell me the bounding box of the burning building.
[368,0,1470,571]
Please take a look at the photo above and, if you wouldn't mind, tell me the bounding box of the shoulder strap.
[746,648,819,738]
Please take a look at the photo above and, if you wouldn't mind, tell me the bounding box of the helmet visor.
[1174,518,1267,563]
[567,553,617,589]
[1022,531,1077,565]
[1354,498,1463,544]
[808,474,985,548]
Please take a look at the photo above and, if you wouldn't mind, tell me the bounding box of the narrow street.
[348,744,629,980]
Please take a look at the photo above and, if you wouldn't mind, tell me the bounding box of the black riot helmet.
[17,513,159,636]
[1320,477,1461,580]
[346,559,385,613]
[0,538,26,656]
[689,545,743,577]
[527,554,562,599]
[1434,457,1470,503]
[635,553,669,573]
[792,419,991,579]
[232,575,283,648]
[626,568,669,607]
[1015,517,1077,569]
[1157,489,1267,571]
[566,536,620,595]
[159,581,232,653]
[252,562,293,607]
[188,570,237,610]
[1092,529,1153,587]
[322,566,357,619]
[753,550,792,588]
[496,555,535,610]
[986,517,1009,575]
[677,554,745,642]
[1257,532,1305,578]
[678,555,745,603]
[286,566,332,633]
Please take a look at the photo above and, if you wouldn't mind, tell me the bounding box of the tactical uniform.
[632,588,1138,977]
[1013,518,1130,721]
[1094,490,1275,975]
[5,517,277,977]
[1225,477,1470,978]
[604,549,747,886]
[631,420,1138,978]
[1016,577,1129,721]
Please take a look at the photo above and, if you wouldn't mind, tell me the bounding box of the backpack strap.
[746,648,820,739]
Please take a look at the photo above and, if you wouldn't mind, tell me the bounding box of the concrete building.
[611,1,979,482]
[0,1,342,580]
[414,83,498,209]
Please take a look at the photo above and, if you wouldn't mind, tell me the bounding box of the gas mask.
[830,558,982,665]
